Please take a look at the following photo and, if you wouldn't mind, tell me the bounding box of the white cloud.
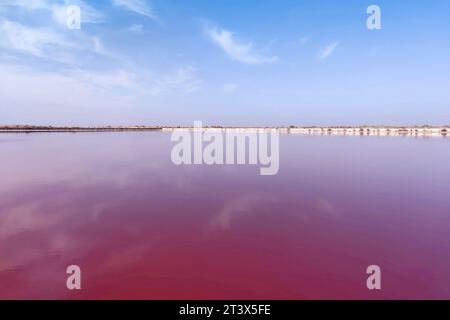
[222,83,239,93]
[0,16,199,95]
[318,41,339,59]
[56,66,201,96]
[0,2,105,61]
[0,62,202,124]
[129,24,143,32]
[51,1,104,27]
[206,26,278,65]
[0,19,115,64]
[67,69,139,89]
[0,19,75,63]
[0,0,104,26]
[69,66,203,96]
[0,63,134,118]
[154,66,202,94]
[112,0,158,20]
[90,36,116,59]
[57,65,201,96]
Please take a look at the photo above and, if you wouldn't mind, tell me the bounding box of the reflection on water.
[0,132,450,299]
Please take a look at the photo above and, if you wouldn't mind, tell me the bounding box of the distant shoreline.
[0,125,449,136]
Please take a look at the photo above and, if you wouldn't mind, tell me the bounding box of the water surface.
[1,132,449,299]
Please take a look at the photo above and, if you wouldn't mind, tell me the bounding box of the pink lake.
[0,132,449,299]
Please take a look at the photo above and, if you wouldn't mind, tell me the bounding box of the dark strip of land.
[0,125,448,136]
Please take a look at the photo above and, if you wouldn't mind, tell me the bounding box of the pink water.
[0,132,449,299]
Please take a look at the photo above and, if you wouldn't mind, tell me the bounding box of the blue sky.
[0,0,449,126]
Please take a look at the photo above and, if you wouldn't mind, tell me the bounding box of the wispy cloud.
[71,66,203,96]
[0,19,75,63]
[112,0,158,21]
[67,69,139,90]
[153,66,202,94]
[58,65,201,96]
[0,62,202,118]
[0,0,104,26]
[318,41,339,59]
[128,24,143,32]
[51,1,105,27]
[205,26,278,65]
[0,19,115,64]
[0,63,135,116]
[69,66,202,96]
